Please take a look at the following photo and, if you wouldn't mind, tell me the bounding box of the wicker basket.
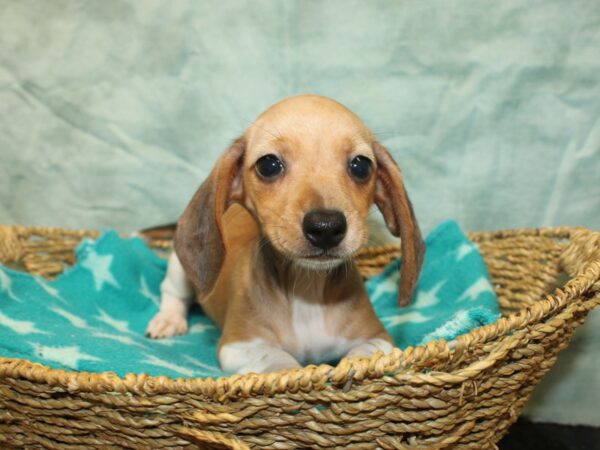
[0,225,599,449]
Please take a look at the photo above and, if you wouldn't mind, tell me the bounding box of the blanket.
[0,221,499,378]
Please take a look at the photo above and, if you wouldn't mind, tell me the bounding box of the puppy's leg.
[146,252,194,339]
[219,339,302,374]
[346,337,393,359]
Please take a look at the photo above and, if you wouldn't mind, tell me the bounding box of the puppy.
[146,95,424,374]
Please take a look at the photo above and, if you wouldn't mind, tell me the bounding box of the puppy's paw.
[145,310,188,339]
[346,338,393,359]
[261,360,302,373]
[219,340,302,374]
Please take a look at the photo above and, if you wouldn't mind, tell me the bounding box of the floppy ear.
[174,137,245,300]
[373,141,425,307]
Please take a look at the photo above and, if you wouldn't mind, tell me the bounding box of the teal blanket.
[0,221,499,378]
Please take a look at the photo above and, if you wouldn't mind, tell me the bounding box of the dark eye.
[348,155,372,181]
[255,154,284,180]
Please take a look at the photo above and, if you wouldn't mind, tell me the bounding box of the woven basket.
[0,225,599,449]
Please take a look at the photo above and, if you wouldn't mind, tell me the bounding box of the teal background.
[1,0,599,425]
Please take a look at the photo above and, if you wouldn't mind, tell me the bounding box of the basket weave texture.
[0,224,599,449]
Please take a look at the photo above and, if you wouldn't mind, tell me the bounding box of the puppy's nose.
[303,209,347,250]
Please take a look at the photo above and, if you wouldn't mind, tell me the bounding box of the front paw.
[145,310,188,339]
[261,360,302,373]
[219,340,302,374]
[346,338,393,359]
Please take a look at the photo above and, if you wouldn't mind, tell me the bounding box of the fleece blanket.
[0,221,499,378]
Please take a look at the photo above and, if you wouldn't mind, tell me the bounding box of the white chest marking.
[289,298,356,364]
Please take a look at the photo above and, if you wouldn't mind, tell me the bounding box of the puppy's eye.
[348,155,372,182]
[255,154,284,180]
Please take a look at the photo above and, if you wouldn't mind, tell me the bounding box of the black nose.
[302,209,347,250]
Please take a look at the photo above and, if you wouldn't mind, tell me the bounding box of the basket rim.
[0,224,599,400]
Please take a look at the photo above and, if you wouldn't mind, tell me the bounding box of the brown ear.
[373,141,425,307]
[174,137,245,300]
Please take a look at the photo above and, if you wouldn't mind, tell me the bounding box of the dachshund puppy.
[146,95,424,374]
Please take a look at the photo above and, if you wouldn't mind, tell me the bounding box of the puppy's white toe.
[146,310,188,339]
[346,338,393,358]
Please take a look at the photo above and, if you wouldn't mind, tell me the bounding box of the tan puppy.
[146,95,424,374]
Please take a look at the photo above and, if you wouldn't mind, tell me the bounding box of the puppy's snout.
[302,209,347,250]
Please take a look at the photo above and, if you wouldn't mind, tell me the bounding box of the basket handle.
[560,228,600,294]
[0,225,23,264]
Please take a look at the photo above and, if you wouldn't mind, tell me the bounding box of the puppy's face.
[176,94,423,305]
[241,96,376,269]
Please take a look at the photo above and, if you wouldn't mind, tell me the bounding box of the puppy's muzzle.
[302,209,347,250]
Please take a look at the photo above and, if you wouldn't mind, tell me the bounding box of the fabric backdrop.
[1,0,599,425]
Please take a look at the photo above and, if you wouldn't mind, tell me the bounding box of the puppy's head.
[176,95,424,306]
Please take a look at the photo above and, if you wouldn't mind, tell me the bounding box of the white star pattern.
[414,281,445,308]
[29,343,101,368]
[383,311,430,327]
[370,273,399,302]
[139,275,159,306]
[0,268,21,302]
[91,331,146,349]
[34,277,67,304]
[143,354,195,377]
[152,337,194,347]
[81,251,120,291]
[49,306,88,329]
[0,311,48,335]
[458,277,494,302]
[456,243,475,261]
[189,322,215,334]
[182,355,221,374]
[96,309,132,334]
